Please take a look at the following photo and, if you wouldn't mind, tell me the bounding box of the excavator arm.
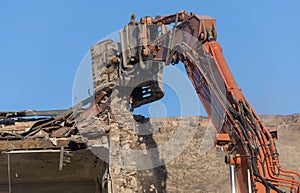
[1,10,298,193]
[117,11,300,193]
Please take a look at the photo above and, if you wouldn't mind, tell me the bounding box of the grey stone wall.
[108,115,300,193]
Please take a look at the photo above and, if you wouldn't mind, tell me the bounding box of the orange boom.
[118,11,300,193]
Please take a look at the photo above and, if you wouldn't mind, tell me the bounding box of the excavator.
[0,11,299,193]
[88,11,300,193]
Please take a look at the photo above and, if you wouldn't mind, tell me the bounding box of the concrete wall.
[0,150,106,193]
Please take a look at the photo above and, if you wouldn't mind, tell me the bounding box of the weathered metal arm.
[119,11,300,193]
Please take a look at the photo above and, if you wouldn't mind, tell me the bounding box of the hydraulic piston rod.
[230,164,237,193]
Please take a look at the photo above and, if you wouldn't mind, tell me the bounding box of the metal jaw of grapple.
[90,15,165,111]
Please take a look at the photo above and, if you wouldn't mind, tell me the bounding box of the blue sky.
[0,0,299,116]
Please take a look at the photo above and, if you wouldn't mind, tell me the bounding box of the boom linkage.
[119,11,300,193]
